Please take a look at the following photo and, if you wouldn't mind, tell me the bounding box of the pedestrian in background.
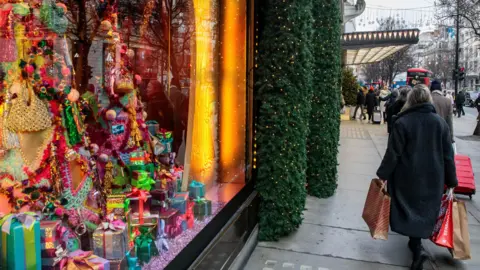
[379,87,391,124]
[430,80,454,141]
[352,88,366,120]
[475,95,480,120]
[456,90,466,118]
[377,84,457,270]
[386,86,410,133]
[365,86,377,123]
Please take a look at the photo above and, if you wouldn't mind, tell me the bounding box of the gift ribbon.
[0,212,39,269]
[134,174,155,191]
[99,214,126,231]
[127,188,149,224]
[65,251,99,270]
[158,128,172,139]
[156,220,169,252]
[51,246,69,269]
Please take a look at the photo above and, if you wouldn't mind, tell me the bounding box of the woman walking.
[377,84,457,270]
[386,86,410,133]
[365,87,377,123]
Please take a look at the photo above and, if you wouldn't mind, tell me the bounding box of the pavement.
[243,106,480,270]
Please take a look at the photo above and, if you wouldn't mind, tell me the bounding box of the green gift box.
[131,171,155,191]
[193,197,212,218]
[130,151,146,166]
[128,163,155,179]
[155,130,173,154]
[0,213,41,270]
[134,227,159,265]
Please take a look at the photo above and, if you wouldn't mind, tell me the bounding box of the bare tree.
[436,0,480,38]
[425,48,455,86]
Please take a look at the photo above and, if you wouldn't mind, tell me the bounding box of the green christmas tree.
[307,0,342,198]
[342,67,359,106]
[255,0,314,241]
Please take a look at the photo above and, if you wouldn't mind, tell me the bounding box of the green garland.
[306,0,342,198]
[255,0,314,241]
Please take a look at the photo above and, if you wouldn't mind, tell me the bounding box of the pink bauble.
[135,74,142,84]
[67,89,79,102]
[25,65,35,74]
[99,154,109,163]
[143,111,147,120]
[61,66,71,77]
[90,143,99,154]
[106,110,117,121]
[141,123,146,129]
[127,49,135,59]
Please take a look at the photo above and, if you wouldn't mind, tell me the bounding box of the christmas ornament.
[106,109,117,121]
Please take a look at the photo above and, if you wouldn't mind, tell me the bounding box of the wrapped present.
[130,151,147,166]
[172,166,184,192]
[40,220,62,258]
[128,163,155,179]
[193,197,212,218]
[92,215,128,260]
[131,171,155,191]
[125,251,142,270]
[182,201,195,229]
[151,199,169,214]
[150,189,167,202]
[167,178,177,198]
[64,250,110,270]
[41,246,69,270]
[155,220,169,253]
[135,227,158,265]
[145,120,159,135]
[106,195,130,218]
[110,258,128,270]
[127,188,152,225]
[155,129,173,154]
[0,213,41,270]
[129,213,159,230]
[189,180,205,198]
[170,192,189,214]
[112,165,129,187]
[165,215,183,239]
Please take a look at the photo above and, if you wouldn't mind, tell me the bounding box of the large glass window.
[0,0,250,268]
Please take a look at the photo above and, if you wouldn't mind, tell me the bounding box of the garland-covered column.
[307,0,342,198]
[255,0,314,241]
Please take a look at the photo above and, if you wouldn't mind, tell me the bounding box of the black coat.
[456,92,466,105]
[365,91,377,112]
[356,91,365,105]
[386,100,405,133]
[377,103,457,239]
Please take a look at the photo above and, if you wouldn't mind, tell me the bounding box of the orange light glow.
[189,0,217,184]
[219,0,247,182]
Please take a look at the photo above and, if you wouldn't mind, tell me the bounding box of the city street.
[244,107,480,270]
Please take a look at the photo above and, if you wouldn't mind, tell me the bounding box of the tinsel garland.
[255,0,314,241]
[64,101,82,146]
[39,0,68,34]
[306,0,342,198]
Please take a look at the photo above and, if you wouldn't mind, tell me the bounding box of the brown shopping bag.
[362,179,391,240]
[449,199,471,260]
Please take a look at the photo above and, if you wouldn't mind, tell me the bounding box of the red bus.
[407,68,433,87]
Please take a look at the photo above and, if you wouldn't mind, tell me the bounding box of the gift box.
[128,163,155,179]
[127,188,152,225]
[41,246,69,270]
[165,215,183,239]
[0,213,41,270]
[155,130,173,154]
[173,167,184,192]
[130,151,146,166]
[189,180,205,198]
[135,227,159,265]
[151,199,169,214]
[170,192,189,214]
[150,189,167,202]
[65,250,110,270]
[193,197,212,218]
[146,120,159,135]
[112,165,129,187]
[131,171,155,191]
[40,220,62,258]
[92,216,128,260]
[129,213,160,230]
[106,195,129,218]
[110,258,128,270]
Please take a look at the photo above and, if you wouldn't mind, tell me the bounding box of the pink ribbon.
[99,214,126,231]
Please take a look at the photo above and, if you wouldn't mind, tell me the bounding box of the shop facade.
[0,0,258,269]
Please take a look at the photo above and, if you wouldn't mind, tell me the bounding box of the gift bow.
[52,246,69,269]
[127,188,149,202]
[159,169,175,180]
[0,212,37,234]
[100,214,126,231]
[65,251,98,270]
[194,196,206,204]
[190,180,204,189]
[135,174,155,191]
[158,128,172,139]
[135,227,154,249]
[156,220,169,252]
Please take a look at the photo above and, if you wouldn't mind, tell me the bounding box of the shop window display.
[0,0,248,269]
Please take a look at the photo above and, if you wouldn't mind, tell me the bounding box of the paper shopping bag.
[431,189,454,248]
[449,199,471,260]
[362,179,391,240]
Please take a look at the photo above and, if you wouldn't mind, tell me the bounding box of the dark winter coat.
[356,91,365,105]
[365,91,377,113]
[456,91,466,106]
[377,103,457,239]
[386,99,405,133]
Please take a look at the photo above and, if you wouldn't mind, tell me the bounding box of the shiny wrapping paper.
[151,199,168,214]
[193,198,212,218]
[128,193,152,225]
[106,195,128,218]
[129,213,160,229]
[0,216,41,270]
[150,189,167,202]
[40,220,61,258]
[188,180,205,198]
[92,227,128,260]
[129,151,146,166]
[128,164,155,179]
[170,192,189,214]
[65,250,110,270]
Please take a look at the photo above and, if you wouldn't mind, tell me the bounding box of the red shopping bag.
[430,189,454,248]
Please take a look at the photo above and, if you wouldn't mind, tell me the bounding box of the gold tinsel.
[103,161,114,195]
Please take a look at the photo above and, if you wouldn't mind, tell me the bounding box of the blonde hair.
[403,84,432,111]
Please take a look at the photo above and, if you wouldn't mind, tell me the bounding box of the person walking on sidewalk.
[386,86,410,133]
[430,80,454,141]
[365,87,377,123]
[376,84,458,270]
[475,95,480,120]
[455,90,466,118]
[379,87,391,124]
[352,88,366,120]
